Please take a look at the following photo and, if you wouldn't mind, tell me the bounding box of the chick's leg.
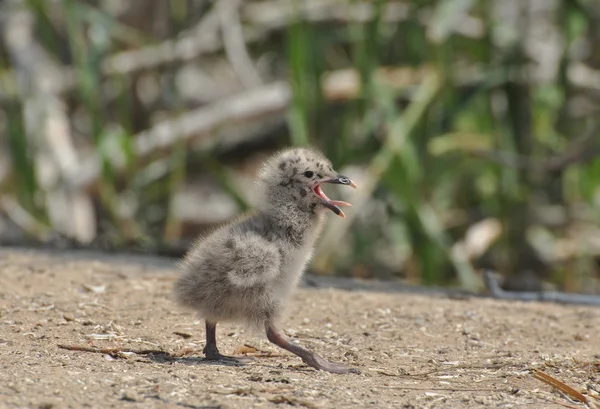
[202,321,221,359]
[203,321,248,362]
[265,322,359,374]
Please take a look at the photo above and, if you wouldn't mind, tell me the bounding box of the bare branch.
[471,122,600,172]
[68,82,291,190]
[483,270,600,306]
[218,0,262,88]
[101,5,223,75]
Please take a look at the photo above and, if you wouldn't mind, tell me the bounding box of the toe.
[304,353,359,374]
[205,353,253,364]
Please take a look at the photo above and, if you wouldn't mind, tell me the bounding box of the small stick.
[57,344,167,358]
[236,343,285,358]
[533,370,589,405]
[538,397,586,409]
[243,343,271,354]
[173,347,198,357]
[381,386,511,392]
[173,331,193,339]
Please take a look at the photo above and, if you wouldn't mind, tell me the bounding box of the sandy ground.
[0,248,599,409]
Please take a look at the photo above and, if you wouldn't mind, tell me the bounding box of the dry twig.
[218,0,262,88]
[471,122,600,172]
[233,343,285,358]
[382,385,510,393]
[538,397,588,409]
[483,270,600,306]
[68,82,291,190]
[173,331,192,339]
[57,344,167,359]
[173,347,199,357]
[101,4,223,75]
[533,370,589,405]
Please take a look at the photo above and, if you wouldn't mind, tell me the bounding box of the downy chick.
[174,147,358,374]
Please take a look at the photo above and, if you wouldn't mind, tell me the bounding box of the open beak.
[313,175,357,218]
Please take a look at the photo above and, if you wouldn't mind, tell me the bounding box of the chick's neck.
[259,194,326,248]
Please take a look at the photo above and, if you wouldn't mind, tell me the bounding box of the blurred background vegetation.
[1,0,599,294]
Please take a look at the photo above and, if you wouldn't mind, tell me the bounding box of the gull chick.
[174,147,358,374]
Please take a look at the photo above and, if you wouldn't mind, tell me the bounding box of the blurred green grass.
[0,0,599,293]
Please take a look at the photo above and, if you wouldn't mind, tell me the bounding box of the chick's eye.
[303,171,314,178]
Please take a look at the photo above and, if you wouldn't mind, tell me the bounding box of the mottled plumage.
[174,147,358,374]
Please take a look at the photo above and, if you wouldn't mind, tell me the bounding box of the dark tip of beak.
[324,175,357,188]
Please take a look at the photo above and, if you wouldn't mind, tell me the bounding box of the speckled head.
[256,148,357,218]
